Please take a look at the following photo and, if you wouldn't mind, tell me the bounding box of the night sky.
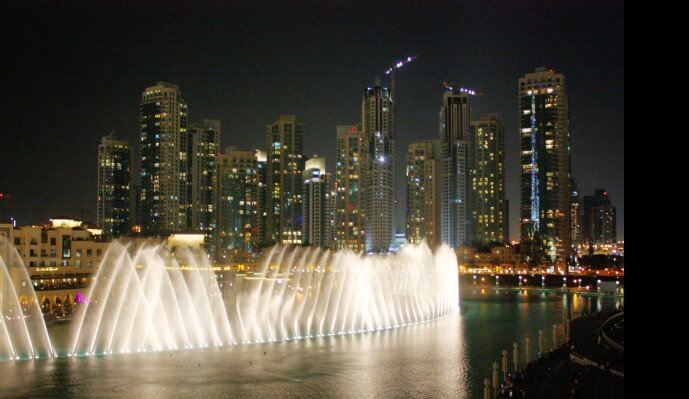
[0,1,624,240]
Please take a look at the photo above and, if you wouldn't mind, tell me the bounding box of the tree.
[524,232,550,268]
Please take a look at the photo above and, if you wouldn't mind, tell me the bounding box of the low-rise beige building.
[7,219,109,316]
[1,219,252,317]
[457,244,521,272]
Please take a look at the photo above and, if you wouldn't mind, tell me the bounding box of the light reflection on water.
[0,290,619,399]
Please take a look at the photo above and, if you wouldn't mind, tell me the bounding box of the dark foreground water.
[0,288,622,398]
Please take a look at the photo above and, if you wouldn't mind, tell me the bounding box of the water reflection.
[0,315,469,398]
[0,290,620,399]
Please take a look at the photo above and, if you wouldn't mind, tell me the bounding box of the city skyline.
[0,1,624,240]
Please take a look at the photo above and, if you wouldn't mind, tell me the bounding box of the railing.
[601,312,624,354]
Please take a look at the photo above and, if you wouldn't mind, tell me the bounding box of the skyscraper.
[469,114,505,245]
[130,184,141,232]
[335,125,365,252]
[187,119,220,245]
[439,88,471,248]
[0,193,12,224]
[215,147,260,257]
[570,177,581,246]
[139,82,188,236]
[582,189,617,245]
[503,199,510,243]
[324,183,337,250]
[97,132,131,237]
[519,68,571,266]
[406,140,441,249]
[256,150,269,248]
[362,81,394,253]
[266,115,304,245]
[302,156,329,248]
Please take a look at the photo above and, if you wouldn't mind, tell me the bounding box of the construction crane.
[442,81,484,96]
[384,55,418,139]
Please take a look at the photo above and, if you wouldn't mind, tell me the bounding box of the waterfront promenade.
[496,310,624,398]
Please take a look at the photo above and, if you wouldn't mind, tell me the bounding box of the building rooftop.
[154,81,179,89]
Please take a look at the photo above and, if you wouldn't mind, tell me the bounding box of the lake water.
[0,287,622,398]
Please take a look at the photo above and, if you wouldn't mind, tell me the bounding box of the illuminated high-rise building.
[439,89,471,248]
[97,132,131,237]
[187,119,220,246]
[582,189,616,245]
[256,150,268,248]
[406,140,441,249]
[570,177,581,246]
[139,82,188,236]
[519,68,571,266]
[266,115,304,244]
[215,147,259,257]
[302,156,329,248]
[130,184,140,232]
[469,114,505,245]
[362,81,394,252]
[335,125,365,252]
[503,199,510,242]
[324,183,337,250]
[0,193,13,224]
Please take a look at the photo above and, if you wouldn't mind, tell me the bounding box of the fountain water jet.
[0,238,55,360]
[70,240,458,356]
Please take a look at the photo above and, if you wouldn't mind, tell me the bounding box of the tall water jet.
[70,240,458,356]
[0,237,55,360]
[70,240,234,355]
